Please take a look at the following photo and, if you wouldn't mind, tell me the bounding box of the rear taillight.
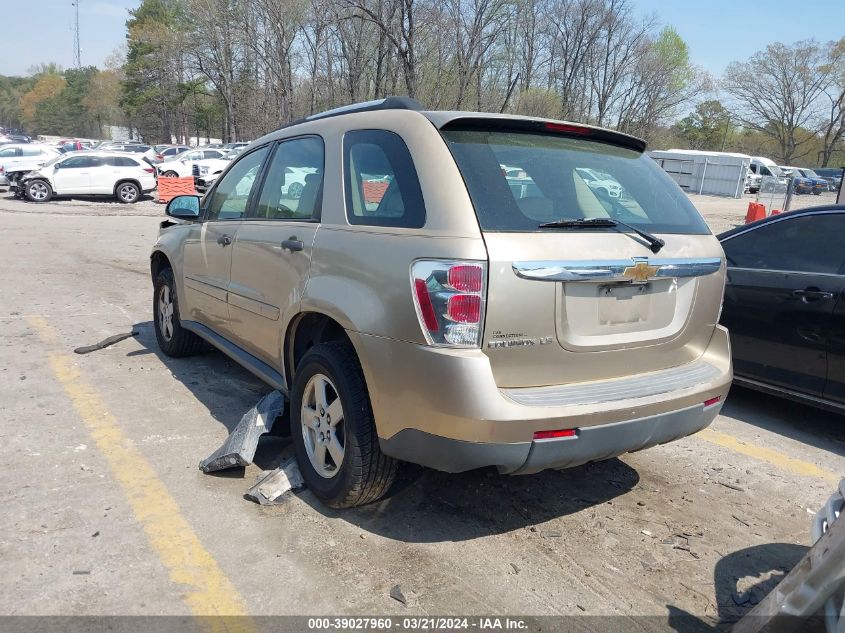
[143,167,155,173]
[411,260,487,347]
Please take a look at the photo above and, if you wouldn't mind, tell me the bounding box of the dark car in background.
[719,206,845,412]
[815,167,844,193]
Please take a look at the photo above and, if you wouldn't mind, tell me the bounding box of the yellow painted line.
[697,427,840,484]
[29,316,256,630]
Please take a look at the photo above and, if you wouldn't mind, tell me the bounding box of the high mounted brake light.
[412,260,487,347]
[545,122,591,135]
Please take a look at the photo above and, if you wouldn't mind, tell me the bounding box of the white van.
[749,156,788,193]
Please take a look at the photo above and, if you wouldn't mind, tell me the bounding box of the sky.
[0,0,842,78]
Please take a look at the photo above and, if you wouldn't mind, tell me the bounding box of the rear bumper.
[349,325,732,473]
[381,401,722,474]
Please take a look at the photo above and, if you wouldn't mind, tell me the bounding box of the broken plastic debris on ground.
[198,390,305,504]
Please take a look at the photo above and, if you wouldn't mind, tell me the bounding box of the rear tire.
[291,341,398,508]
[162,170,179,178]
[25,179,52,203]
[116,181,140,203]
[153,268,204,357]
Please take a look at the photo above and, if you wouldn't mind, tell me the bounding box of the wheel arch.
[114,178,141,196]
[150,249,172,283]
[283,311,360,390]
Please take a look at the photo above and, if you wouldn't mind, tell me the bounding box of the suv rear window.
[442,128,709,234]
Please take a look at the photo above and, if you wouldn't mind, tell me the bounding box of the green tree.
[123,0,186,142]
[673,100,732,151]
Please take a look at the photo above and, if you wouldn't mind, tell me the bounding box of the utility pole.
[72,0,81,68]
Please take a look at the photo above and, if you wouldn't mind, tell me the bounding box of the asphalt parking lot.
[1,189,843,630]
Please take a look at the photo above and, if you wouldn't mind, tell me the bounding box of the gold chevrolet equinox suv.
[151,98,732,507]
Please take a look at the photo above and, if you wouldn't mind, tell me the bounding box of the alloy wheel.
[158,285,174,341]
[119,184,138,202]
[300,373,345,478]
[29,182,49,201]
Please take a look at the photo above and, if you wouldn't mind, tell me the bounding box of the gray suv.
[151,98,731,507]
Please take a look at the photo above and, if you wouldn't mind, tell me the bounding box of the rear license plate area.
[597,283,652,325]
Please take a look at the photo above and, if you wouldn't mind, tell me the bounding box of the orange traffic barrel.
[744,202,766,224]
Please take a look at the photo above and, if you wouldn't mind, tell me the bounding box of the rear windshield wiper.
[538,217,665,253]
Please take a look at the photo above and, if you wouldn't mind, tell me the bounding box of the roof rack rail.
[280,97,423,131]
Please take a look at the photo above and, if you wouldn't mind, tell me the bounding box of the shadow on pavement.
[306,457,639,543]
[130,320,280,470]
[133,318,639,536]
[722,385,845,458]
[666,541,811,632]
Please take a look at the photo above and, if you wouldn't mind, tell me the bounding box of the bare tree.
[723,40,833,163]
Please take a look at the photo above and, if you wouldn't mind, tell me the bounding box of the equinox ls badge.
[622,258,659,284]
[488,336,554,349]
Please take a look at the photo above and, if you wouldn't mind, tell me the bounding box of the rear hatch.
[440,119,725,388]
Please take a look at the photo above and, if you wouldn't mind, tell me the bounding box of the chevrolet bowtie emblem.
[622,260,659,283]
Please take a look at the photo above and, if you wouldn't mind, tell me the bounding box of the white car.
[193,147,250,191]
[16,151,157,203]
[0,143,61,186]
[575,167,624,198]
[157,148,226,178]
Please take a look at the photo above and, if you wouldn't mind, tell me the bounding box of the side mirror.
[166,195,201,219]
[53,163,61,170]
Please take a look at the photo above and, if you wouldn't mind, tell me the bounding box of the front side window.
[205,146,270,221]
[442,128,709,234]
[722,213,845,274]
[251,137,324,221]
[343,130,425,228]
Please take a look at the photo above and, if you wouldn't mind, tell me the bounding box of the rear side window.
[343,130,425,228]
[441,128,710,234]
[106,156,139,167]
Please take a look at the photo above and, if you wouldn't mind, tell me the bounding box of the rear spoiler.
[438,116,647,154]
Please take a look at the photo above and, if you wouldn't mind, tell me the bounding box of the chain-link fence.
[755,168,844,212]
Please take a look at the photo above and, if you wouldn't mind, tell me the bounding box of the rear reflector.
[533,428,577,440]
[703,396,721,408]
[545,122,591,135]
[413,278,439,332]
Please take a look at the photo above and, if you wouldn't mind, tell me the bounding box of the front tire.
[291,341,398,508]
[161,170,179,178]
[153,268,204,357]
[25,179,52,202]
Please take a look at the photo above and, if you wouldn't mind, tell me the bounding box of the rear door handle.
[792,288,833,302]
[282,237,304,252]
[217,234,232,246]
